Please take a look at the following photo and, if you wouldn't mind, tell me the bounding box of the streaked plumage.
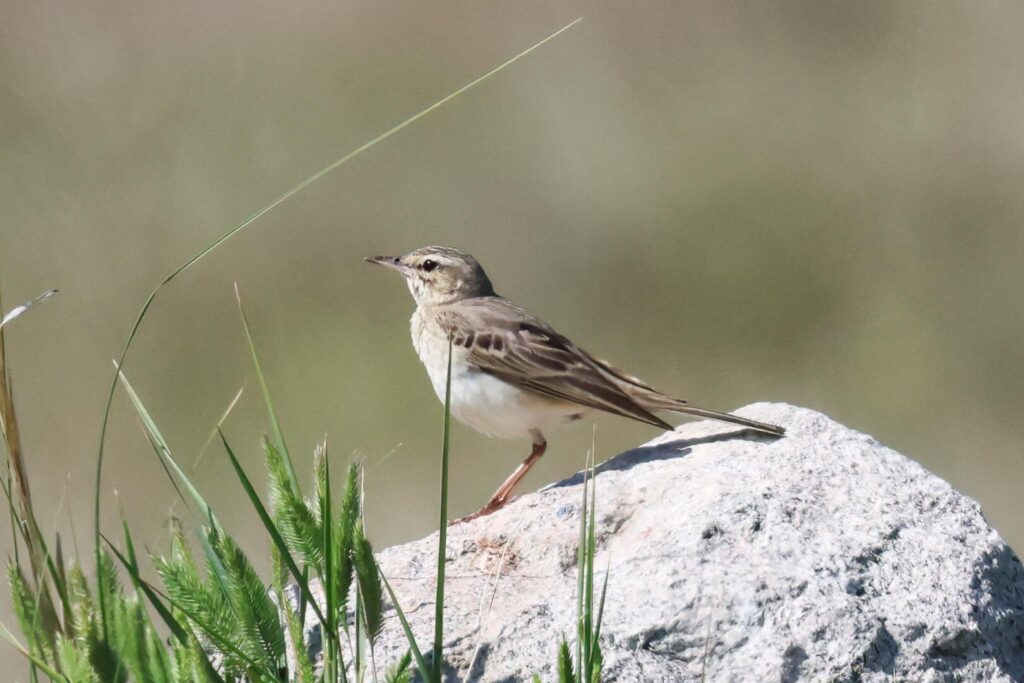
[367,246,784,521]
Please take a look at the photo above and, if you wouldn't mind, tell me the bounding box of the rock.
[301,403,1024,681]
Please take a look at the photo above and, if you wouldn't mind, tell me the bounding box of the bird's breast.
[409,308,583,440]
[410,308,484,405]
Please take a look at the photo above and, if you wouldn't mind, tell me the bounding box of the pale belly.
[446,367,584,440]
[411,310,583,440]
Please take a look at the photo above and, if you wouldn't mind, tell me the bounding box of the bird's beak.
[364,255,410,275]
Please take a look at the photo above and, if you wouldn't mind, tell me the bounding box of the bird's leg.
[453,439,547,524]
[490,440,547,506]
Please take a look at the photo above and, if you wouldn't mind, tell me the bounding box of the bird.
[366,246,785,522]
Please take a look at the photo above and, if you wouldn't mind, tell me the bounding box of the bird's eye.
[421,259,438,272]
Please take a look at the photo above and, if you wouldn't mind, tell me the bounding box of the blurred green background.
[2,0,1023,671]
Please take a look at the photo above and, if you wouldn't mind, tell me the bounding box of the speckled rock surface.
[307,404,1024,681]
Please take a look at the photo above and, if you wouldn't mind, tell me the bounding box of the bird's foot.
[450,496,508,525]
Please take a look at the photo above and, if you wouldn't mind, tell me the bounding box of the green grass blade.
[380,572,430,682]
[583,457,597,679]
[197,525,233,611]
[52,535,73,638]
[353,525,384,644]
[91,553,126,683]
[384,650,412,683]
[432,339,453,682]
[589,644,603,683]
[273,547,316,683]
[353,585,362,683]
[217,430,326,627]
[103,534,192,648]
[113,598,154,683]
[111,516,227,681]
[234,285,300,496]
[557,638,575,683]
[143,619,175,683]
[593,558,609,653]
[116,368,221,532]
[116,523,138,574]
[0,621,67,682]
[318,443,338,682]
[575,458,588,676]
[90,19,583,633]
[193,385,245,472]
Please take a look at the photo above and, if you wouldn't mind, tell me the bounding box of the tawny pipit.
[367,246,785,521]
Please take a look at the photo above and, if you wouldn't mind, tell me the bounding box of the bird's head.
[365,246,495,306]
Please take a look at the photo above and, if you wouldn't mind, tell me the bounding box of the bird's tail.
[667,403,785,436]
[586,354,785,436]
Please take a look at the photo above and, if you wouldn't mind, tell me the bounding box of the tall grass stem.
[433,340,453,682]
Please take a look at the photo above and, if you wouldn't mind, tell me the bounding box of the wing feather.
[437,298,673,430]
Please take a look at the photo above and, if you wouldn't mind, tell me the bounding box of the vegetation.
[2,284,404,682]
[1,286,606,682]
[0,17,600,681]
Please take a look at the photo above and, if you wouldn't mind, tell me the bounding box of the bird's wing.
[435,297,674,430]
